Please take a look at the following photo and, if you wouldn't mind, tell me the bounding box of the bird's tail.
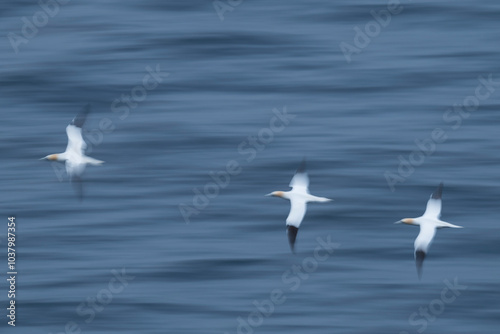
[84,156,105,166]
[316,197,333,203]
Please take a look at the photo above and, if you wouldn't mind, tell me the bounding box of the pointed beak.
[394,220,403,224]
[40,157,47,160]
[265,193,273,197]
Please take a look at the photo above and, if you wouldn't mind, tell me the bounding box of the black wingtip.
[286,225,298,253]
[296,159,307,174]
[431,183,444,200]
[415,250,426,280]
[71,104,91,128]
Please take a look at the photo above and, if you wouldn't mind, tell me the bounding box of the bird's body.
[41,105,104,198]
[267,161,332,252]
[396,183,462,279]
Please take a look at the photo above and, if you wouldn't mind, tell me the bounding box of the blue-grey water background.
[1,0,500,333]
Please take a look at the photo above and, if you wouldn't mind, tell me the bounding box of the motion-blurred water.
[1,1,500,333]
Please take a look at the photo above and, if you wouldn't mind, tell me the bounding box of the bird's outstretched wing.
[70,104,91,128]
[414,223,436,279]
[414,223,436,254]
[286,197,307,228]
[66,105,90,155]
[423,183,443,219]
[289,160,309,193]
[286,200,306,253]
[415,250,426,280]
[65,158,86,177]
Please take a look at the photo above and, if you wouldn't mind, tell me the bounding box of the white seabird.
[41,105,104,198]
[266,160,333,253]
[395,183,463,279]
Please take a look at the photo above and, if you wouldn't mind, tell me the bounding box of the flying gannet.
[266,160,333,253]
[41,105,104,199]
[395,183,463,279]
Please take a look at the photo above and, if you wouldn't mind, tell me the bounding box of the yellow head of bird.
[41,154,58,161]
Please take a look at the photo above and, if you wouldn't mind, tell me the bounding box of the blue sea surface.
[1,1,499,333]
